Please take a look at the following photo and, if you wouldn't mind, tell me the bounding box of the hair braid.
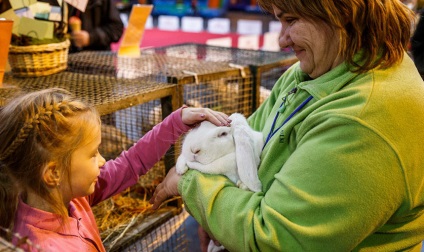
[0,122,33,161]
[0,88,100,230]
[0,103,59,161]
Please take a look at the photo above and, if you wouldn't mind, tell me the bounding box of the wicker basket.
[8,39,70,77]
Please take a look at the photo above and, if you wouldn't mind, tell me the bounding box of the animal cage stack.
[144,43,298,111]
[0,49,254,251]
[0,226,44,251]
[67,50,254,118]
[0,71,184,251]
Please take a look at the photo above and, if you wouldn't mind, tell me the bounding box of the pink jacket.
[13,108,191,251]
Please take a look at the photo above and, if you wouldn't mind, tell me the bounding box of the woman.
[67,0,123,52]
[151,0,424,251]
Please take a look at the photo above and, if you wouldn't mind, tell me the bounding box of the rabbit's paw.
[236,180,249,191]
[207,240,226,252]
[176,163,189,175]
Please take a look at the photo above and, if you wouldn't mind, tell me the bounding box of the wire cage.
[0,72,185,251]
[1,50,254,251]
[143,43,298,111]
[0,227,43,251]
[66,52,255,250]
[104,207,190,252]
[1,43,295,251]
[67,51,254,118]
[1,71,178,162]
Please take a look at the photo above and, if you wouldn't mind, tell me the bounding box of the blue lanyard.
[262,95,313,150]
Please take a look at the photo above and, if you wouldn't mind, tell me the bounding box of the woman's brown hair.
[0,88,100,235]
[257,0,416,73]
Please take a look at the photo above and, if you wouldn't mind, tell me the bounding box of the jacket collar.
[293,61,359,100]
[15,198,80,236]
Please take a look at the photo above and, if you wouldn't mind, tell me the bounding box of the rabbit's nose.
[191,148,200,154]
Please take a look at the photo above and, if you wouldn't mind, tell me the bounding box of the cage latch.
[228,63,246,78]
[182,70,199,84]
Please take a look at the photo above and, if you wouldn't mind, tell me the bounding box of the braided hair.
[0,88,100,232]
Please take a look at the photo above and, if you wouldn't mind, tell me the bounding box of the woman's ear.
[42,162,61,187]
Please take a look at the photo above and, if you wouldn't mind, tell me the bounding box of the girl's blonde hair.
[0,88,100,234]
[257,0,416,73]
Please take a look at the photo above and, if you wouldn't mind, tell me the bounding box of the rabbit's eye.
[219,132,228,137]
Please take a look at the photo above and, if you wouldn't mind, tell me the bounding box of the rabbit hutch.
[0,71,184,251]
[144,43,298,111]
[67,50,254,120]
[0,49,254,251]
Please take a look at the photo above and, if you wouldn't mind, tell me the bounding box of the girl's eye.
[92,150,99,158]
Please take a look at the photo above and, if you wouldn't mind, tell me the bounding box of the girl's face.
[273,6,344,78]
[65,126,105,201]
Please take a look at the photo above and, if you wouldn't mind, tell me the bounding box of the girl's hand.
[181,105,231,127]
[150,167,181,210]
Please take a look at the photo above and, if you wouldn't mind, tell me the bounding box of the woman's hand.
[150,167,181,209]
[198,225,226,252]
[181,105,231,127]
[71,30,90,48]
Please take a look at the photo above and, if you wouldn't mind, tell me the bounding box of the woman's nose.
[279,26,292,49]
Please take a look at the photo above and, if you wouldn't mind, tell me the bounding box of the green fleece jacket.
[178,54,424,251]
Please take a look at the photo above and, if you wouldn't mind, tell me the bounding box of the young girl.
[0,88,230,251]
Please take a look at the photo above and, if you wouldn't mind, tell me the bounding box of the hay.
[93,189,154,244]
[92,187,180,249]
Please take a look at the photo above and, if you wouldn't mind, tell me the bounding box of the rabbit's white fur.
[176,113,263,192]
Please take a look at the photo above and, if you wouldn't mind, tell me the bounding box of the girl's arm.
[89,106,229,205]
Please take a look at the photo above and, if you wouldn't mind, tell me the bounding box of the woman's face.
[273,6,343,78]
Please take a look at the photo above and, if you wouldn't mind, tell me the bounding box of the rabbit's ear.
[233,124,262,192]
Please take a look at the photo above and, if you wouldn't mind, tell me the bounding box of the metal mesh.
[0,72,180,251]
[112,208,189,252]
[1,71,176,176]
[1,50,255,251]
[143,43,298,108]
[1,72,176,115]
[144,43,295,66]
[0,227,43,252]
[0,236,24,252]
[67,51,254,117]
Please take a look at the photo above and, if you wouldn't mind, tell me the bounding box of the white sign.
[49,6,62,22]
[262,32,280,51]
[237,19,262,35]
[238,34,259,50]
[65,0,88,12]
[207,18,230,34]
[182,16,203,32]
[269,21,281,33]
[158,15,179,31]
[206,37,232,47]
[146,15,153,29]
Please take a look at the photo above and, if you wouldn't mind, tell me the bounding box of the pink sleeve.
[89,107,191,205]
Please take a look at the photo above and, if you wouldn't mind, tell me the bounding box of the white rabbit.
[176,113,263,252]
[176,112,263,192]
